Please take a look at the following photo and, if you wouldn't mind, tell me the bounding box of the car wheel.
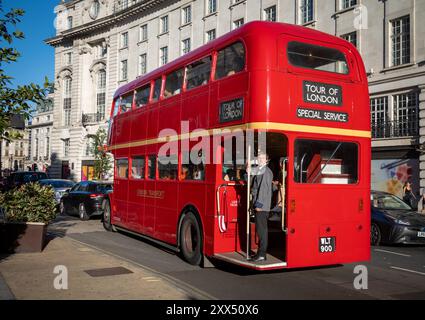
[79,203,89,221]
[102,200,116,232]
[371,223,381,246]
[179,212,202,266]
[59,200,67,216]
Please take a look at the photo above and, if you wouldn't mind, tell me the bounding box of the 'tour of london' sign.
[303,81,343,106]
[219,98,244,123]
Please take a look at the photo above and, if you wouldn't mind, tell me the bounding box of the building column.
[418,84,425,193]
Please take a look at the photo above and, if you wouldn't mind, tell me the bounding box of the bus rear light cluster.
[290,199,296,213]
[358,199,364,212]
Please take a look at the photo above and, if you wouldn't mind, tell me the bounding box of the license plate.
[418,232,425,238]
[319,237,336,253]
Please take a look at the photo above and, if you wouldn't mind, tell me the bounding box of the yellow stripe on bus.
[107,122,371,151]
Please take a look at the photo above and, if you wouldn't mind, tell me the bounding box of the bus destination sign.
[219,98,244,123]
[303,81,343,106]
[297,107,348,123]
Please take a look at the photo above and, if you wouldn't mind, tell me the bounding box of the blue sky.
[3,0,58,88]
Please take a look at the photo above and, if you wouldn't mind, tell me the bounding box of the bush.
[0,183,57,223]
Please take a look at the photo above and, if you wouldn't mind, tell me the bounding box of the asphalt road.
[49,216,425,300]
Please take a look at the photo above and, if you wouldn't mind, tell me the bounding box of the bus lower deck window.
[287,41,349,74]
[116,159,129,179]
[131,157,145,179]
[158,155,178,180]
[294,139,358,184]
[148,155,157,179]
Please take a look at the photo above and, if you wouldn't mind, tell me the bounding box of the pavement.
[0,221,196,300]
[1,214,425,300]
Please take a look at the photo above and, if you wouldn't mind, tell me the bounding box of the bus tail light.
[359,199,364,212]
[290,199,296,213]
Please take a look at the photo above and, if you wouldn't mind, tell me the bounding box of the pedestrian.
[249,152,273,262]
[403,181,418,210]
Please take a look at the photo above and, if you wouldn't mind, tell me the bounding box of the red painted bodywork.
[108,21,371,269]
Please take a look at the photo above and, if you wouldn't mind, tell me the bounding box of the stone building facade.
[46,0,425,196]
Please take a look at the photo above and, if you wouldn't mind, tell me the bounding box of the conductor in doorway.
[250,152,273,262]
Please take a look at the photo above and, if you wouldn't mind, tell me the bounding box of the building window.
[206,29,216,42]
[121,32,128,48]
[160,46,168,66]
[182,6,192,25]
[341,31,357,48]
[393,91,418,137]
[264,5,277,22]
[97,70,106,120]
[65,52,72,65]
[370,97,389,138]
[85,137,94,157]
[120,60,128,80]
[121,0,129,10]
[35,138,39,158]
[182,38,191,55]
[391,16,410,66]
[139,53,147,75]
[207,0,217,14]
[46,129,50,158]
[67,16,73,29]
[160,16,169,34]
[63,77,72,126]
[233,18,244,29]
[139,24,148,42]
[341,0,357,10]
[300,0,314,24]
[63,139,70,158]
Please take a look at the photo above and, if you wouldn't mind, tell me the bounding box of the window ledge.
[301,20,316,27]
[203,12,218,20]
[119,46,128,51]
[137,39,148,45]
[229,0,246,10]
[157,31,169,37]
[380,63,415,73]
[332,5,356,18]
[179,22,192,29]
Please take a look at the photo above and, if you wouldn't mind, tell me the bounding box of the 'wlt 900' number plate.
[319,237,336,253]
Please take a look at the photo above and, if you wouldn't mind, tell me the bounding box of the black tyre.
[79,203,90,221]
[179,212,202,266]
[371,223,381,246]
[102,200,116,232]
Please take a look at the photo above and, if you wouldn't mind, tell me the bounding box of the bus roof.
[113,21,357,99]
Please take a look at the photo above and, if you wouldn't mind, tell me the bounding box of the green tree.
[92,128,112,180]
[0,0,52,140]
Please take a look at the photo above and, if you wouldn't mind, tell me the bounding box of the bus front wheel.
[180,212,202,266]
[102,200,116,232]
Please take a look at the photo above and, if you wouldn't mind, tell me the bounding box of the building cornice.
[45,0,166,46]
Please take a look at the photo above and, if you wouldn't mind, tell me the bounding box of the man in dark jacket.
[250,152,273,262]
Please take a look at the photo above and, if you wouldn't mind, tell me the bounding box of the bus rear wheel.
[180,212,202,266]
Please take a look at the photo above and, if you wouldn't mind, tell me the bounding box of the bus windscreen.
[287,41,349,74]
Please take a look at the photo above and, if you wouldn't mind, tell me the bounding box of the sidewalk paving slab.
[0,236,194,300]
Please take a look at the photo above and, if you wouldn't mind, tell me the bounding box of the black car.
[371,191,425,245]
[3,171,49,191]
[60,181,112,220]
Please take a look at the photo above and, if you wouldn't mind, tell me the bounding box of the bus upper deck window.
[164,68,184,98]
[152,78,162,102]
[186,56,212,90]
[135,84,150,108]
[287,42,349,75]
[215,42,245,80]
[112,99,120,117]
[120,93,133,113]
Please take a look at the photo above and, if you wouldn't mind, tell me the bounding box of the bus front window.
[294,139,358,184]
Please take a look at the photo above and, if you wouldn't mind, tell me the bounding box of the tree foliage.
[92,128,112,180]
[0,0,53,139]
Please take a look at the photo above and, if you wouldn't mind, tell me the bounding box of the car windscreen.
[96,184,113,193]
[371,194,412,210]
[40,180,75,188]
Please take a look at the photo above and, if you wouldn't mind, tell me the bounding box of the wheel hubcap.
[183,221,198,255]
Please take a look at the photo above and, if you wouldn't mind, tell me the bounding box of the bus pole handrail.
[216,182,237,233]
[281,158,288,233]
[246,144,251,260]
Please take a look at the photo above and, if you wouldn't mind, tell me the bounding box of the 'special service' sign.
[297,107,348,123]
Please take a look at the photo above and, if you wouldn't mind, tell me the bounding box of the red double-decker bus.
[104,21,371,270]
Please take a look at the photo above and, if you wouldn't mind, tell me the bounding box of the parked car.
[3,171,49,191]
[38,179,76,205]
[59,180,113,220]
[371,190,425,245]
